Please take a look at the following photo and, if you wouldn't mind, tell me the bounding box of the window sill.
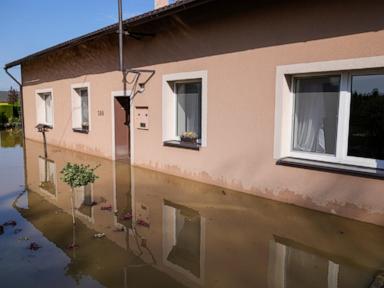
[163,140,200,151]
[277,157,384,180]
[73,128,89,134]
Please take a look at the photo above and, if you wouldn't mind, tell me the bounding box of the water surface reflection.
[1,133,384,287]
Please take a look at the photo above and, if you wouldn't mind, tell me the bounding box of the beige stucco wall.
[21,0,384,225]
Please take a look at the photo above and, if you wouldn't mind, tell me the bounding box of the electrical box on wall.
[135,106,149,130]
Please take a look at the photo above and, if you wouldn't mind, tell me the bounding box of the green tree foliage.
[7,87,18,104]
[60,163,99,189]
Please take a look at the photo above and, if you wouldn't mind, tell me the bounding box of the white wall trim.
[70,82,91,132]
[35,88,54,127]
[162,70,208,147]
[274,56,384,169]
[111,90,133,162]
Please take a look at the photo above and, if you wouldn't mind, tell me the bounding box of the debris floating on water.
[100,205,112,211]
[0,225,3,235]
[3,220,17,226]
[121,212,132,220]
[136,219,150,228]
[66,243,79,250]
[84,201,98,207]
[113,227,125,232]
[28,242,41,251]
[13,228,22,234]
[94,233,105,239]
[18,236,30,241]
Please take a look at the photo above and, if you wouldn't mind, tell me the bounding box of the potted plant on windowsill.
[180,131,198,144]
[82,122,89,131]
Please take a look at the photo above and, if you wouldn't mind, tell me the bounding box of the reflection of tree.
[0,129,22,148]
[348,89,384,160]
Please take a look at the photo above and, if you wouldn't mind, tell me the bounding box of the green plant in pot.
[81,122,89,131]
[61,162,99,224]
[180,131,198,144]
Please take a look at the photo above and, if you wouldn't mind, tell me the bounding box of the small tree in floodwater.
[60,163,99,225]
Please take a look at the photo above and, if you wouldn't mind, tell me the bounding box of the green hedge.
[0,104,14,119]
[0,104,20,126]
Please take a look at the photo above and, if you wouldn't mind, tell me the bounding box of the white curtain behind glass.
[80,89,89,126]
[44,93,52,125]
[176,82,202,138]
[293,76,340,155]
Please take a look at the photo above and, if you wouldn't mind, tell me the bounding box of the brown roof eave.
[4,0,216,69]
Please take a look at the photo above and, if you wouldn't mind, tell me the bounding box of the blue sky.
[0,0,154,91]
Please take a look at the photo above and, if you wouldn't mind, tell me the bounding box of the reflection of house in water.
[269,237,376,288]
[23,139,384,288]
[38,156,57,198]
[163,201,204,284]
[75,184,94,221]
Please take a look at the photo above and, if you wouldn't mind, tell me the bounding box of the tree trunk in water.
[71,188,76,225]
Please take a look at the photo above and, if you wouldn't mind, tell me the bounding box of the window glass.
[293,76,340,155]
[348,74,384,160]
[80,89,89,128]
[176,81,202,138]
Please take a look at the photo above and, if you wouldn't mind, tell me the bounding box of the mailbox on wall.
[135,106,149,130]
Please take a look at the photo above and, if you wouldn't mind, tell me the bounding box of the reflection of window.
[71,84,90,132]
[269,239,375,288]
[163,201,205,284]
[38,156,56,197]
[276,68,384,169]
[36,89,53,126]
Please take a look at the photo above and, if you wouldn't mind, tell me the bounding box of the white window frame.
[71,82,91,132]
[35,88,54,127]
[162,203,206,285]
[38,156,57,199]
[274,56,384,169]
[162,71,208,147]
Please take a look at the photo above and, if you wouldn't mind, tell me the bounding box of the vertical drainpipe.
[4,65,28,190]
[118,0,132,162]
[118,0,124,73]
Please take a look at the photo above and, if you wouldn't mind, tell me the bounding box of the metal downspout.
[4,66,28,191]
[118,0,124,72]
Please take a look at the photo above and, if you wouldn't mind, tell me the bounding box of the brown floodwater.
[1,129,384,288]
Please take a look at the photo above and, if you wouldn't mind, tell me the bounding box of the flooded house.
[4,0,384,228]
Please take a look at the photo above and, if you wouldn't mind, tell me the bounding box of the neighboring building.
[0,91,9,103]
[0,90,19,103]
[5,0,384,226]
